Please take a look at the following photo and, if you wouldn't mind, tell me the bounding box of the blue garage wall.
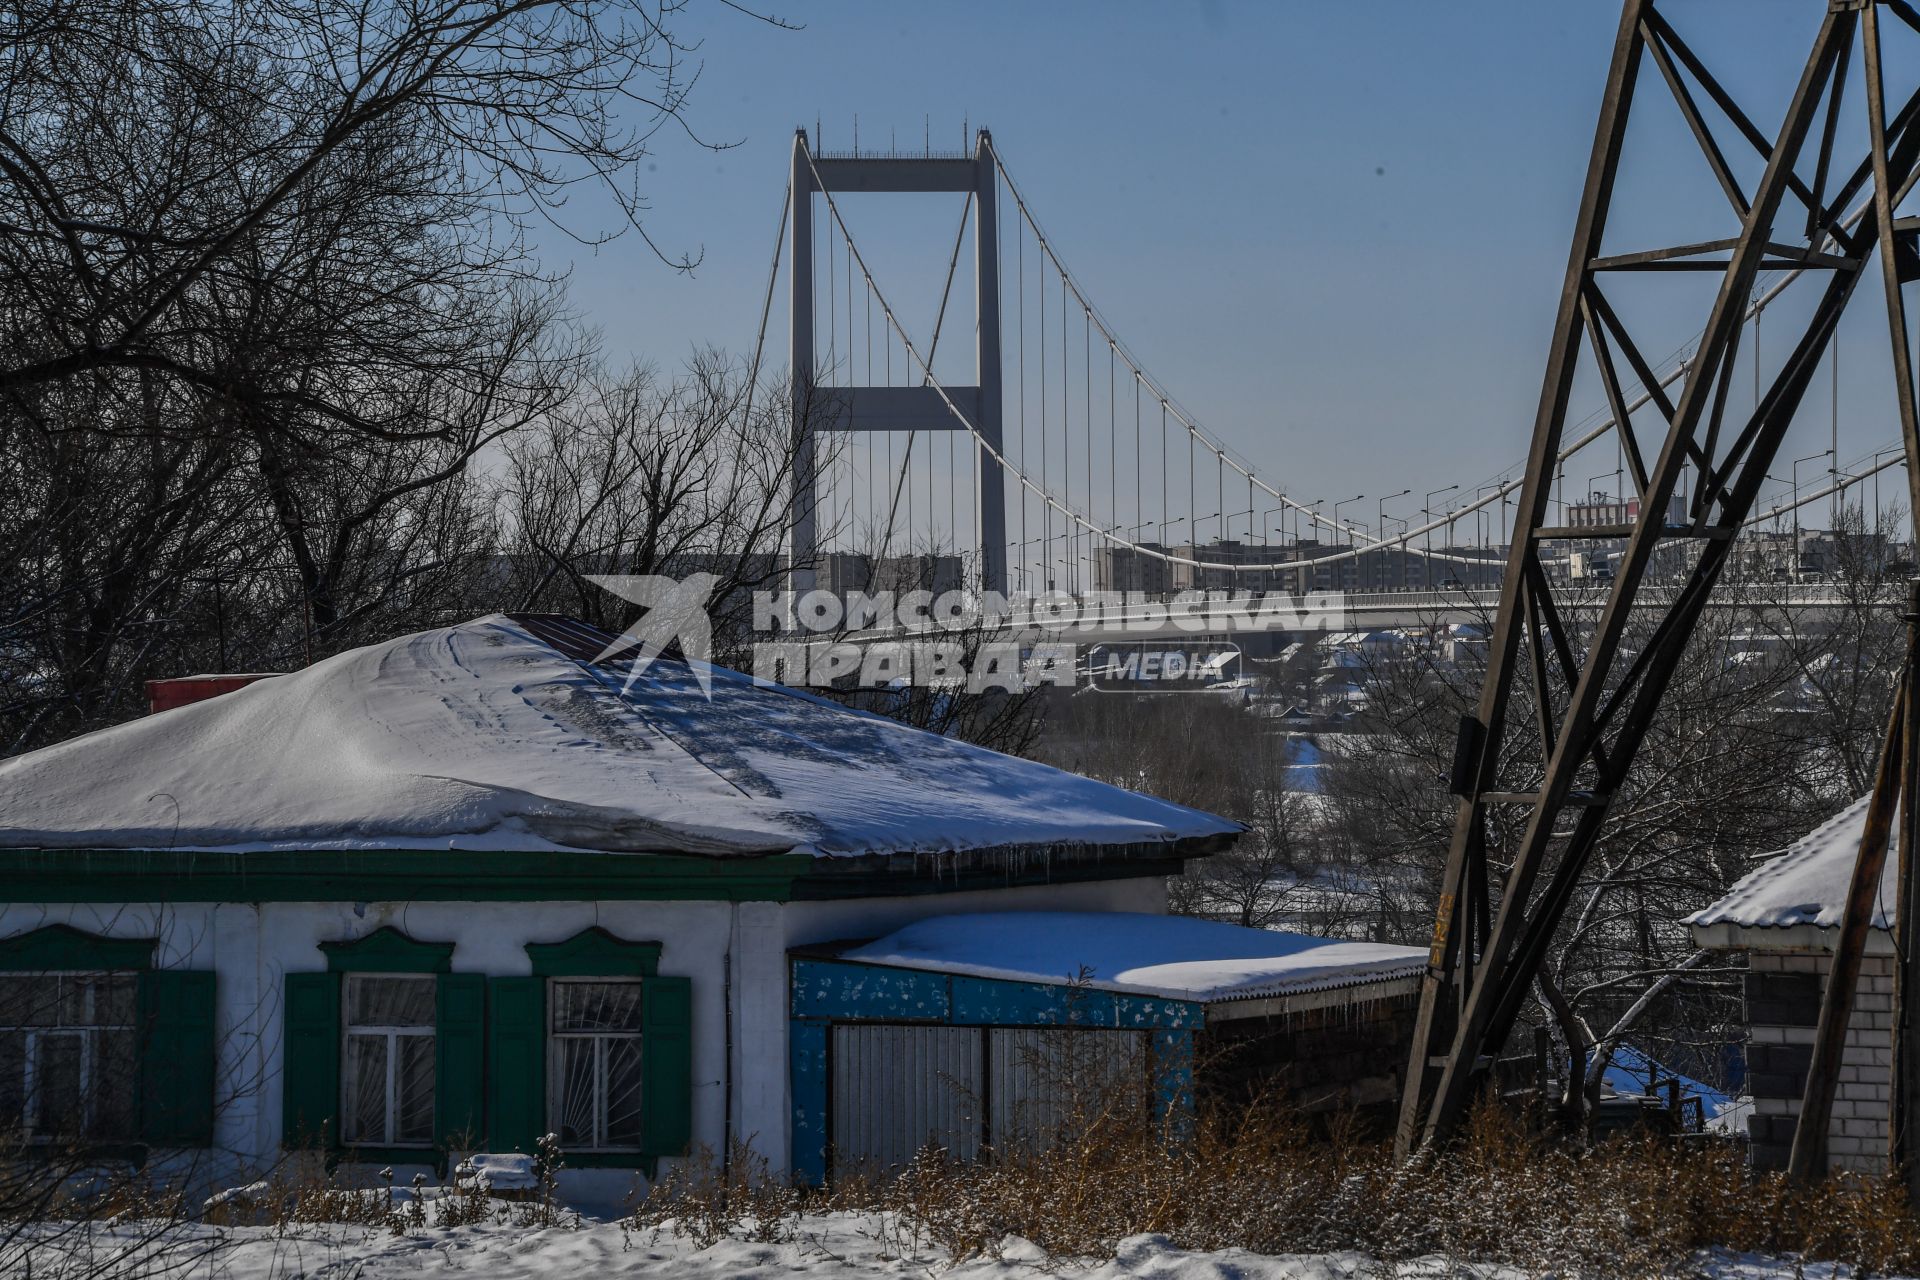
[789,957,1202,1185]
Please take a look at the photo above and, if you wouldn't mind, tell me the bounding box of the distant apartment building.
[1092,542,1175,594]
[1091,539,1505,595]
[1166,541,1295,593]
[818,551,965,597]
[1795,528,1903,579]
[1094,539,1357,594]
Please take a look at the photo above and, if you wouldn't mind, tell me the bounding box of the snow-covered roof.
[0,615,1240,859]
[1687,795,1893,936]
[837,911,1426,1002]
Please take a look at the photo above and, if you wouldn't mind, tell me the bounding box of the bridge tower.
[788,128,1007,596]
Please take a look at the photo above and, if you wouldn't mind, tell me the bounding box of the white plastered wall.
[0,872,1170,1190]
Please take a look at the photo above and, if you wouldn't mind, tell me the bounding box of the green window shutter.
[137,970,216,1147]
[639,975,692,1158]
[436,973,486,1148]
[281,971,340,1148]
[487,976,545,1154]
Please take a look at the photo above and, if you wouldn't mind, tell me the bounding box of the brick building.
[1688,797,1895,1171]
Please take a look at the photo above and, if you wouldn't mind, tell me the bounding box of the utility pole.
[1896,582,1920,1192]
[1398,0,1920,1160]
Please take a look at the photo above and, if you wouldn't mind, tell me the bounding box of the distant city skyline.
[534,1,1914,528]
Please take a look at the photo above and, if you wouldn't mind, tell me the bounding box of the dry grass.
[635,1096,1920,1276]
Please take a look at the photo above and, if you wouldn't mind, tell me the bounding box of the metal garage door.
[830,1024,983,1180]
[987,1028,1149,1155]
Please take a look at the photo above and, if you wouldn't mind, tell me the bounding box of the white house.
[0,613,1245,1200]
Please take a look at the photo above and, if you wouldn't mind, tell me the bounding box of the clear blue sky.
[535,1,1908,526]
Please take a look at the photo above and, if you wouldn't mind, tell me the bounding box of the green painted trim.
[526,928,661,977]
[0,844,1200,904]
[0,924,155,970]
[0,849,814,903]
[321,927,455,973]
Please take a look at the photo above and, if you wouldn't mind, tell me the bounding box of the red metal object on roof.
[145,674,279,715]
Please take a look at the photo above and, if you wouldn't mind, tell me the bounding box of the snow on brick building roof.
[0,614,1240,859]
[837,911,1426,1001]
[1687,794,1894,936]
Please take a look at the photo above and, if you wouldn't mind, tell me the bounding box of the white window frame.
[0,970,136,1144]
[340,973,436,1149]
[546,977,645,1153]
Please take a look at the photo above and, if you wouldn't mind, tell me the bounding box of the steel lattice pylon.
[1399,0,1920,1159]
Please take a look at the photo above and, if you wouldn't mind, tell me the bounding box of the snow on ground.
[24,1213,1907,1280]
[838,911,1426,1000]
[1601,1044,1749,1131]
[0,614,1238,858]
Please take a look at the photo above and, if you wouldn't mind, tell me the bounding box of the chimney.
[145,673,279,715]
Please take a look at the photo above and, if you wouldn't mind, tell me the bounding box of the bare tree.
[1315,561,1876,1114]
[0,0,785,753]
[496,354,814,644]
[0,0,747,413]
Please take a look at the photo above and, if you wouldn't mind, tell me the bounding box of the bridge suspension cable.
[991,136,1898,570]
[788,132,1904,590]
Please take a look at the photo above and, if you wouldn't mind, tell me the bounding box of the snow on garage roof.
[1687,794,1893,934]
[0,614,1240,859]
[838,911,1426,1002]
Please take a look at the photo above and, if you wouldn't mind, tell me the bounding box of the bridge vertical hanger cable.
[1085,306,1093,590]
[1062,276,1072,590]
[797,136,1910,582]
[1016,196,1027,590]
[1110,342,1118,554]
[1039,214,1049,588]
[980,135,1893,571]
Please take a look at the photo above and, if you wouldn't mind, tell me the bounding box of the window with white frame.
[549,979,643,1150]
[0,972,137,1142]
[342,974,435,1147]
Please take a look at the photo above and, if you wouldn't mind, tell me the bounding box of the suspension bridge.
[744,128,1911,626]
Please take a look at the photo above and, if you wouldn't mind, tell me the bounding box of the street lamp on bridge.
[1378,489,1411,589]
[1331,494,1364,540]
[1791,447,1833,579]
[1871,446,1908,526]
[1293,498,1322,549]
[1262,506,1289,547]
[1423,484,1459,563]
